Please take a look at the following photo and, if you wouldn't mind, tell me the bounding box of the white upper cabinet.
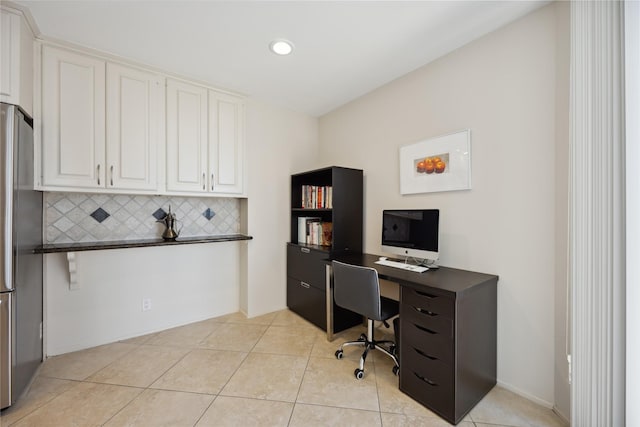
[38,42,244,196]
[40,45,163,192]
[41,45,106,189]
[106,63,163,191]
[1,6,34,115]
[209,90,244,194]
[166,78,208,193]
[166,79,245,195]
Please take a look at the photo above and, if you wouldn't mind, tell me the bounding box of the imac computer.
[381,209,439,265]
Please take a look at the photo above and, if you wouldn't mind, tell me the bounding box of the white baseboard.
[496,380,554,409]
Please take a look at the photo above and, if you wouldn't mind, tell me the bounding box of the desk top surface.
[330,252,498,295]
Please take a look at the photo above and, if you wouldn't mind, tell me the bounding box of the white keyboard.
[374,259,428,273]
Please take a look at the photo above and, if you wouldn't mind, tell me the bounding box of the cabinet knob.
[97,164,101,186]
[202,172,206,190]
[301,247,310,254]
[211,173,214,191]
[300,281,310,289]
[110,165,114,186]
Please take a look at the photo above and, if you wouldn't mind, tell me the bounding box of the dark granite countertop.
[36,234,253,254]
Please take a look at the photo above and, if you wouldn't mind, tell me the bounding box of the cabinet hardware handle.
[414,372,438,387]
[414,323,437,335]
[413,347,438,361]
[211,173,214,191]
[415,290,438,299]
[414,307,437,316]
[300,281,310,289]
[202,172,206,190]
[97,164,101,185]
[110,165,114,186]
[301,247,310,254]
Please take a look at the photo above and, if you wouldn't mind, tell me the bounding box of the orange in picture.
[415,153,449,174]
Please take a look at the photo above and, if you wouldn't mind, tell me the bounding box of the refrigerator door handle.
[1,105,14,292]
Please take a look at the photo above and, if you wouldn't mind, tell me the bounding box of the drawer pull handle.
[415,290,438,299]
[413,307,437,316]
[414,324,437,335]
[300,281,311,289]
[413,347,438,361]
[301,247,310,254]
[414,372,438,387]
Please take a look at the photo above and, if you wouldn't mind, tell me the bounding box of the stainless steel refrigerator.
[1,102,43,410]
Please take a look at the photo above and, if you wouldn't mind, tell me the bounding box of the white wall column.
[570,1,626,425]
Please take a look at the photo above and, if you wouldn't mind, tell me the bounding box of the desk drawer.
[402,286,454,319]
[401,318,453,364]
[402,302,453,337]
[286,277,326,329]
[400,346,454,422]
[287,245,327,290]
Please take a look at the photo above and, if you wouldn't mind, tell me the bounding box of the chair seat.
[378,296,400,322]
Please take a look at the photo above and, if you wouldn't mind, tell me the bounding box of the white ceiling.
[17,1,548,117]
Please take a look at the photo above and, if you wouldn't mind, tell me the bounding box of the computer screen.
[381,209,439,262]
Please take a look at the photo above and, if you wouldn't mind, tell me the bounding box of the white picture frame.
[399,129,471,195]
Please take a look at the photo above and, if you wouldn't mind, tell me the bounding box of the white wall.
[241,99,319,317]
[319,3,567,408]
[45,242,240,355]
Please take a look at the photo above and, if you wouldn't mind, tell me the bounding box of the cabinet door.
[41,45,106,188]
[1,8,32,115]
[208,90,244,194]
[0,10,20,106]
[106,63,163,191]
[166,79,208,193]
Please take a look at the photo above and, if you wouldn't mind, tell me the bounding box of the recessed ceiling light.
[269,39,294,56]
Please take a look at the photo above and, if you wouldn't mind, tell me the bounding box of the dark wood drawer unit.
[399,279,497,425]
[286,243,361,334]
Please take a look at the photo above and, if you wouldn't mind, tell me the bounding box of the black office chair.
[332,260,400,379]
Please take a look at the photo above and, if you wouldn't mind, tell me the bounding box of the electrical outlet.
[142,298,152,312]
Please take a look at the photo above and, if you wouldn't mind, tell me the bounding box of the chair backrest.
[332,260,382,321]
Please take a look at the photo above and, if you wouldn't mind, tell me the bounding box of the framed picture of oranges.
[399,129,471,194]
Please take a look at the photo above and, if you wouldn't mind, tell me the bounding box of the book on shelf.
[297,217,332,246]
[298,217,320,244]
[300,185,332,209]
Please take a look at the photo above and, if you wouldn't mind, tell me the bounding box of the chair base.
[335,318,399,379]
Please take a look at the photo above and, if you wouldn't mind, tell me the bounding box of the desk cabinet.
[399,278,497,425]
[286,244,361,332]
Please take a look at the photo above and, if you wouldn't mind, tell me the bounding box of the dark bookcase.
[287,166,363,333]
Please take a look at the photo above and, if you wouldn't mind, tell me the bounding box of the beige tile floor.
[0,309,567,427]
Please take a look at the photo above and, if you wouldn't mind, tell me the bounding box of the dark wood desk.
[328,253,498,425]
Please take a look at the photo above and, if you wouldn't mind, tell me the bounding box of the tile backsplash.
[44,192,241,244]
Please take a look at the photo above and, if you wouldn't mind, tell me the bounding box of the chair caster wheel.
[335,350,343,360]
[359,333,367,341]
[392,365,400,376]
[354,368,364,380]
